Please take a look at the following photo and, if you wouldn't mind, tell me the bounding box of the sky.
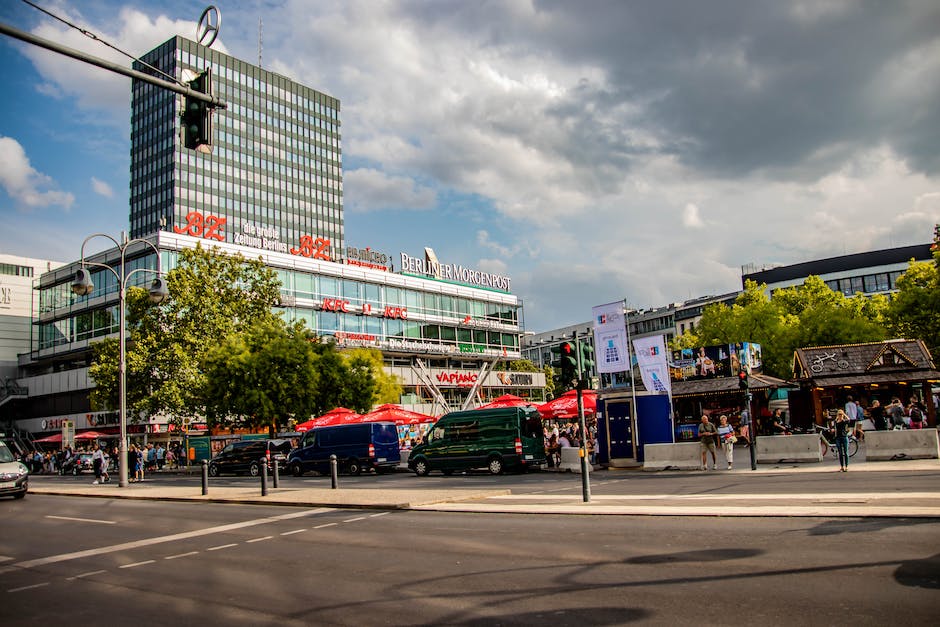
[1,0,939,332]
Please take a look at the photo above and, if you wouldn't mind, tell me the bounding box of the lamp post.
[70,232,168,488]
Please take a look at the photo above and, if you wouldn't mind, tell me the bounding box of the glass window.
[319,276,338,298]
[342,279,360,301]
[295,272,314,298]
[423,324,440,340]
[850,276,863,294]
[440,326,456,342]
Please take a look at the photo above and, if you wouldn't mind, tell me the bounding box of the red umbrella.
[33,433,63,443]
[358,404,436,426]
[296,407,361,431]
[75,430,110,440]
[538,389,597,420]
[475,394,539,410]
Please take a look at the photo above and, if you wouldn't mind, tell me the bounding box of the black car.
[207,439,291,477]
[61,452,95,475]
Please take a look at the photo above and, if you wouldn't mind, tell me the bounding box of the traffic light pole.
[0,21,226,109]
[746,384,757,471]
[574,335,591,503]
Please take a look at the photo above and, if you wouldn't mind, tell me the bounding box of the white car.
[0,441,29,499]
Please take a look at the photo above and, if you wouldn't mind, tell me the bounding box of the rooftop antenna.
[257,16,263,67]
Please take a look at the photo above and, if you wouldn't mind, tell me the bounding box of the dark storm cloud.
[394,0,940,178]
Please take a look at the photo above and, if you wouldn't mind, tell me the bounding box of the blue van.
[287,422,400,476]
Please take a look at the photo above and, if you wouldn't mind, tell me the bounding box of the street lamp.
[71,232,168,488]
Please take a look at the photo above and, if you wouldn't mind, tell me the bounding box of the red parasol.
[33,433,62,443]
[474,394,540,410]
[357,404,437,426]
[537,389,597,420]
[75,430,110,440]
[296,407,361,431]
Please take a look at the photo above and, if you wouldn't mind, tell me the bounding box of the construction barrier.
[558,447,591,473]
[864,429,939,461]
[756,434,823,463]
[643,442,701,471]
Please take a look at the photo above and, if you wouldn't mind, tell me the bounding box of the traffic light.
[738,369,749,389]
[579,340,595,374]
[551,341,578,385]
[183,69,213,150]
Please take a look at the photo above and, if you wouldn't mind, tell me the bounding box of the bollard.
[201,459,208,495]
[272,457,279,488]
[330,454,338,489]
[260,457,268,496]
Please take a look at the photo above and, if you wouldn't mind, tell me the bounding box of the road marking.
[67,570,106,580]
[313,523,337,529]
[207,543,238,552]
[246,536,272,543]
[280,529,306,536]
[0,507,333,574]
[164,551,199,560]
[368,512,389,518]
[488,492,940,501]
[46,515,116,525]
[8,582,49,593]
[120,560,155,569]
[0,556,13,563]
[343,517,366,523]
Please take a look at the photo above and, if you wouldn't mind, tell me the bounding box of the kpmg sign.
[400,248,511,291]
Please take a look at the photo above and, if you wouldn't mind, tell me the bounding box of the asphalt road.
[1,494,937,625]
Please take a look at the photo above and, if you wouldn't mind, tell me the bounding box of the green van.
[408,406,546,476]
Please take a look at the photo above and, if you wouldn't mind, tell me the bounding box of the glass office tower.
[129,36,344,257]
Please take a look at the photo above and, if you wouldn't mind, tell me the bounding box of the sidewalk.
[28,455,940,518]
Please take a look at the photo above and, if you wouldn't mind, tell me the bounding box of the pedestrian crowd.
[544,422,597,467]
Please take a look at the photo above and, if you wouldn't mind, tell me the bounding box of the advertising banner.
[633,335,671,395]
[591,301,630,374]
[669,342,763,382]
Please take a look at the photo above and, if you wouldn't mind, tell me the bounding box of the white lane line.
[8,582,49,593]
[0,507,333,574]
[119,560,155,569]
[0,556,13,563]
[164,551,199,560]
[67,570,107,580]
[280,529,306,536]
[313,523,337,529]
[343,517,366,523]
[368,512,390,518]
[246,536,272,543]
[46,515,116,525]
[207,543,238,552]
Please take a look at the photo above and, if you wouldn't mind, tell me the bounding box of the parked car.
[408,406,546,476]
[207,439,291,477]
[288,422,400,476]
[61,452,95,476]
[0,441,29,499]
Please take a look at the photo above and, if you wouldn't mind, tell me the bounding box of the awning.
[799,371,940,388]
[671,373,791,399]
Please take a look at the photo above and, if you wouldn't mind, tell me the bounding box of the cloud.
[91,177,114,198]
[0,136,74,210]
[343,168,437,212]
[682,203,704,229]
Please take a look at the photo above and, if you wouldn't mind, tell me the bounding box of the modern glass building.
[129,37,344,258]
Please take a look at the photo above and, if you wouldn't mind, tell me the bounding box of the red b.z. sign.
[174,211,226,241]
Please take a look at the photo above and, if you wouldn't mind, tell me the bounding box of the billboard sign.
[669,343,762,382]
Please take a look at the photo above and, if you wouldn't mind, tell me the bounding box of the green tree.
[340,348,402,411]
[89,244,282,424]
[885,252,940,359]
[202,320,318,433]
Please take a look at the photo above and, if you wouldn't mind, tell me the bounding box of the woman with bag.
[717,415,736,470]
[834,409,851,472]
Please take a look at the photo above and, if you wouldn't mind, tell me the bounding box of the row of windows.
[0,263,34,277]
[824,271,905,297]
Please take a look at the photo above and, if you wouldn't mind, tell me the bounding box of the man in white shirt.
[844,395,859,421]
[91,444,106,485]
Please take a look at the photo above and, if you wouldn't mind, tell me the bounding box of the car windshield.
[0,443,14,463]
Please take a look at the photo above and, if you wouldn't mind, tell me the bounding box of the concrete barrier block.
[558,447,591,473]
[399,450,410,468]
[864,429,939,461]
[643,442,702,471]
[756,434,822,464]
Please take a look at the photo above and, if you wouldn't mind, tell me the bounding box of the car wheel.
[487,456,504,475]
[249,463,260,477]
[290,462,304,477]
[347,459,361,476]
[208,463,220,477]
[413,458,430,476]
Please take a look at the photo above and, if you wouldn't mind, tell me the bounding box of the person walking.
[716,415,735,470]
[738,406,750,446]
[834,409,851,472]
[698,414,719,471]
[91,443,106,485]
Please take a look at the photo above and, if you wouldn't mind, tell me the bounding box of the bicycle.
[815,425,859,458]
